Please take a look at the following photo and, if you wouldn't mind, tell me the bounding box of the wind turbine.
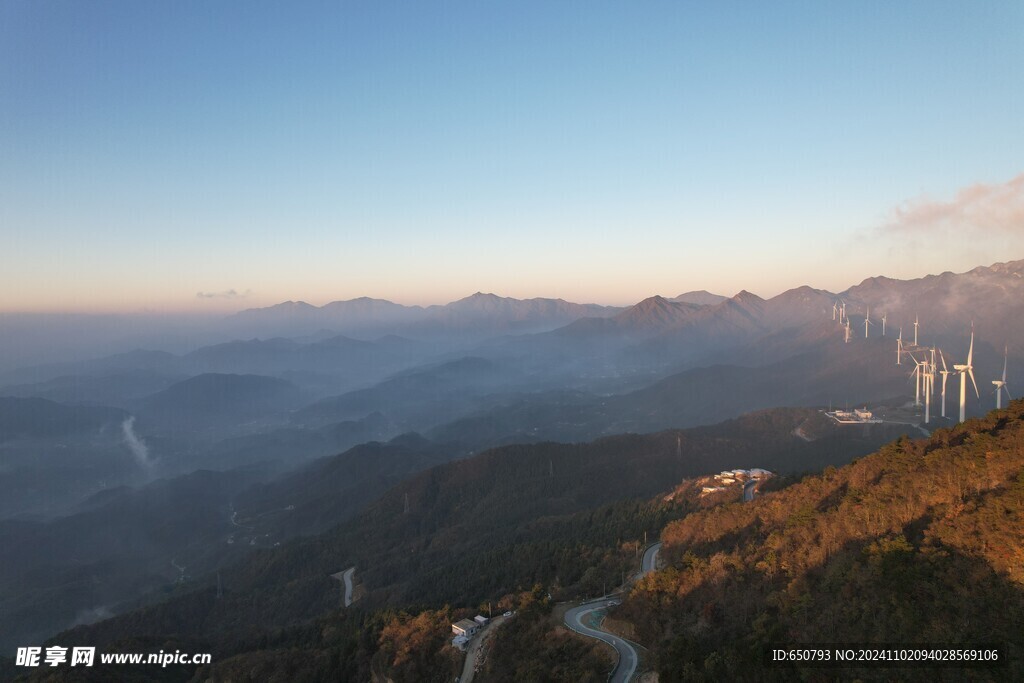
[864,307,873,338]
[953,328,979,423]
[881,313,887,337]
[993,346,1012,409]
[913,315,920,347]
[844,319,851,343]
[910,354,926,407]
[923,355,934,424]
[896,328,903,365]
[930,348,937,396]
[832,301,838,321]
[938,350,953,418]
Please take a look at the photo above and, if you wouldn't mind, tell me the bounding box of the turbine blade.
[969,368,979,398]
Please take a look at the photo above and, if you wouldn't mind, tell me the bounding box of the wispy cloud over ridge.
[883,173,1024,234]
[196,289,253,299]
[121,416,153,470]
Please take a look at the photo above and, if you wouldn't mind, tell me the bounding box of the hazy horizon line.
[3,257,1020,318]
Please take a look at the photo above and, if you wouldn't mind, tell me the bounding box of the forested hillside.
[5,408,903,681]
[619,402,1024,681]
[12,405,1022,681]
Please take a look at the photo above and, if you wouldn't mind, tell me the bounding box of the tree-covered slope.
[620,401,1024,681]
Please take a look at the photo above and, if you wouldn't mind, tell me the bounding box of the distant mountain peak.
[730,290,765,305]
[671,290,728,306]
[238,300,316,314]
[973,259,1024,277]
[614,295,699,328]
[322,296,403,307]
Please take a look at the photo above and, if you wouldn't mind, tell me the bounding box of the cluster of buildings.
[827,407,881,424]
[451,614,490,651]
[701,468,772,494]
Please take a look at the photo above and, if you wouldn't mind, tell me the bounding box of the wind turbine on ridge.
[881,313,887,337]
[896,328,903,365]
[864,307,873,338]
[993,346,1012,410]
[938,350,953,419]
[953,326,979,423]
[914,315,920,347]
[923,348,937,424]
[909,353,926,407]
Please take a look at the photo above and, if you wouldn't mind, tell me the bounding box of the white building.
[452,619,479,638]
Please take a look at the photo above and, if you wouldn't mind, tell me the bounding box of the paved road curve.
[640,542,661,575]
[564,599,638,683]
[330,567,355,606]
[562,542,661,682]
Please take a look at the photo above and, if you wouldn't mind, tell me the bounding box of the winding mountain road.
[641,542,661,574]
[562,541,662,682]
[330,567,355,606]
[564,599,638,683]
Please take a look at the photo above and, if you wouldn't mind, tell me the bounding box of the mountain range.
[225,292,623,341]
[2,258,1024,679]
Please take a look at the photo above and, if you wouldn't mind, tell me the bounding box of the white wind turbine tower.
[864,307,873,338]
[896,328,903,365]
[953,328,979,423]
[993,346,1011,409]
[881,313,887,337]
[914,315,920,347]
[938,350,953,418]
[923,351,936,424]
[930,347,937,393]
[909,354,926,407]
[844,319,851,343]
[832,301,838,321]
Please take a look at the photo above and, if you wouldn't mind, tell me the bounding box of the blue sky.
[2,1,1022,312]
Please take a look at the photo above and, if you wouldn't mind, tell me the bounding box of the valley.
[1,260,1023,680]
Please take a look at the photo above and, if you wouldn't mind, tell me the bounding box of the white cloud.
[196,288,253,299]
[883,173,1024,234]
